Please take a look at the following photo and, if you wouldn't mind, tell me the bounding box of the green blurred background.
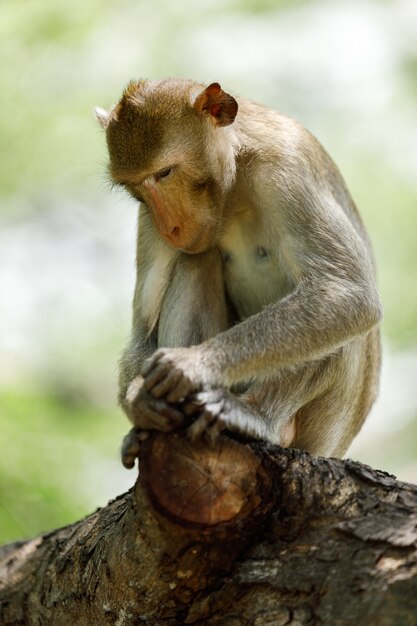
[1,0,417,543]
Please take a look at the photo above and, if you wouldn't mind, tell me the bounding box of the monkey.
[96,78,382,469]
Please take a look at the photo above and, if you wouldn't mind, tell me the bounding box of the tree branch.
[1,433,417,625]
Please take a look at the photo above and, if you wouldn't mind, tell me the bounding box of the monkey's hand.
[142,347,214,403]
[125,375,186,431]
[121,375,187,468]
[121,376,187,468]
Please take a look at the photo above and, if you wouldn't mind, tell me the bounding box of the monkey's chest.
[220,243,294,320]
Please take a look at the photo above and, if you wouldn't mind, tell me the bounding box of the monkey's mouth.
[161,234,205,254]
[179,229,215,254]
[163,223,214,254]
[179,241,209,255]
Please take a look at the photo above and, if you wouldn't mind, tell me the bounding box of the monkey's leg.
[291,332,380,457]
[157,248,230,348]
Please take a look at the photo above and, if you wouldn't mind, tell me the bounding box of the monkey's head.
[96,79,238,253]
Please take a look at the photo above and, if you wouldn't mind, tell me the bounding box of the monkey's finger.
[206,417,225,445]
[187,410,217,442]
[131,402,171,431]
[187,419,205,442]
[151,370,182,399]
[141,352,164,376]
[145,394,184,419]
[149,369,191,402]
[121,428,142,469]
[166,377,197,404]
[126,375,145,404]
[141,398,185,430]
[145,411,176,432]
[182,400,203,416]
[182,390,220,415]
[141,355,155,375]
[122,454,136,470]
[143,365,171,392]
[127,388,183,425]
[137,431,151,441]
[155,401,185,426]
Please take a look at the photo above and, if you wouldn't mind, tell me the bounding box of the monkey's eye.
[155,167,172,181]
[193,178,211,193]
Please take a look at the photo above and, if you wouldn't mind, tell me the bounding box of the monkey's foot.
[183,388,276,444]
[183,389,229,443]
[121,428,150,469]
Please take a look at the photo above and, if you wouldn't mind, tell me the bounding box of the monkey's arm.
[143,191,381,402]
[119,208,185,436]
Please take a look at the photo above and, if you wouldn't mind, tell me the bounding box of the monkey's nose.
[164,226,182,246]
[165,226,180,239]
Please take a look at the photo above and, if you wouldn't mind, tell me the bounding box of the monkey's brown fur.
[97,78,381,467]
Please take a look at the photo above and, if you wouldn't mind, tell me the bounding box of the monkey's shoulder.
[238,104,356,212]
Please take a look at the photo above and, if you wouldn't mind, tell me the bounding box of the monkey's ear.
[194,83,238,127]
[95,107,111,129]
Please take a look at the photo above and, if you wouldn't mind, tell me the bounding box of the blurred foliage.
[0,0,107,200]
[0,391,125,542]
[229,0,306,14]
[401,53,417,100]
[343,155,417,347]
[357,416,417,480]
[0,0,416,543]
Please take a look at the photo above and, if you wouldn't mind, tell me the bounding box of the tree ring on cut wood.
[139,432,271,528]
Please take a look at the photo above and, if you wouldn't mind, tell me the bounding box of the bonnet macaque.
[96,79,381,468]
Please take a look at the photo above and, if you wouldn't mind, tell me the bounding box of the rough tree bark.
[1,432,417,626]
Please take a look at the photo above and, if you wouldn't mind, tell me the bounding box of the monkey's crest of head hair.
[120,80,151,109]
[107,80,148,125]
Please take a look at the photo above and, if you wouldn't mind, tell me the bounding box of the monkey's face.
[110,134,225,253]
[97,79,238,253]
[141,168,222,254]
